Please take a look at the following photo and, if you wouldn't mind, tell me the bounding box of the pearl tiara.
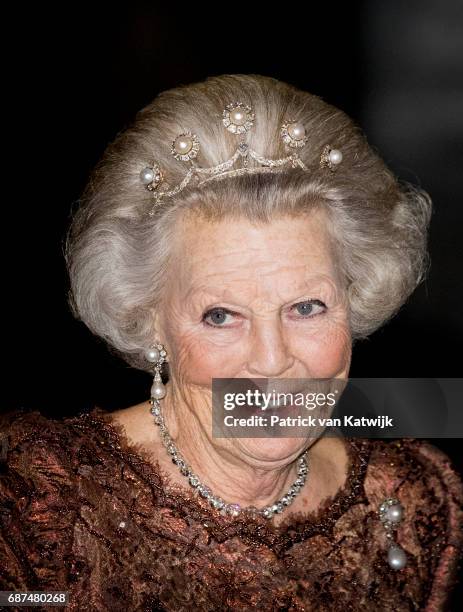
[140,102,343,216]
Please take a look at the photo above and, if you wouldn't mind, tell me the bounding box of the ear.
[151,306,165,344]
[151,308,159,338]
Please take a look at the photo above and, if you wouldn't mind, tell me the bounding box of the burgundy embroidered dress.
[0,407,462,611]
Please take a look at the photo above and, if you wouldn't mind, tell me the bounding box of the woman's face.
[156,210,352,461]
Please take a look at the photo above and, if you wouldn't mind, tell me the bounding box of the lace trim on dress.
[68,406,372,556]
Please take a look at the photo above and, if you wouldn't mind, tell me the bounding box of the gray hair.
[64,74,432,373]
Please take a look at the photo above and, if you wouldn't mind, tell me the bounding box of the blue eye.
[202,307,234,327]
[202,300,326,328]
[293,300,326,317]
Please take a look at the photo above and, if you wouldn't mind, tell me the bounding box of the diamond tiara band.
[139,101,343,216]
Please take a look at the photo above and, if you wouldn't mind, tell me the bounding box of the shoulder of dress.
[398,438,463,540]
[0,409,76,488]
[1,408,78,452]
[403,438,463,497]
[365,441,463,567]
[365,438,463,495]
[361,438,463,543]
[0,407,118,477]
[0,409,86,591]
[358,439,463,608]
[1,407,64,438]
[1,408,67,460]
[363,438,463,503]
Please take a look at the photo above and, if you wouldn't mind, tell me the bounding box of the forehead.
[169,210,340,294]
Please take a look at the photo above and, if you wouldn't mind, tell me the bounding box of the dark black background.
[3,0,462,603]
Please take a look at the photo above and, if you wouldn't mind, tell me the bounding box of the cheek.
[167,326,243,386]
[294,320,351,378]
[171,324,351,384]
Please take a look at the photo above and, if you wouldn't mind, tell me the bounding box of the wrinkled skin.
[114,211,353,523]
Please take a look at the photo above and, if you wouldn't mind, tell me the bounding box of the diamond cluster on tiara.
[139,101,343,216]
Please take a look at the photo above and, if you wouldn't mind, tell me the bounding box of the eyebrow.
[186,275,340,307]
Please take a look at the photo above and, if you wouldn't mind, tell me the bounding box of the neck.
[160,385,308,509]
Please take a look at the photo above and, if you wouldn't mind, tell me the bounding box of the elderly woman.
[1,74,462,611]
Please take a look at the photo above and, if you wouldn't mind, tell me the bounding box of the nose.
[245,316,295,378]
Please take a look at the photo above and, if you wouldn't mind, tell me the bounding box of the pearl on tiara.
[222,102,255,134]
[281,120,308,148]
[140,167,155,185]
[171,131,200,162]
[320,145,343,170]
[140,163,163,192]
[329,149,343,165]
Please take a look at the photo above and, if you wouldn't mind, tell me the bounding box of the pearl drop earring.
[144,343,168,399]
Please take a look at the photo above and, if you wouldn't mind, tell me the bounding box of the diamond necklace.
[149,397,310,519]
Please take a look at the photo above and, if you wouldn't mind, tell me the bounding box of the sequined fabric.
[0,407,462,611]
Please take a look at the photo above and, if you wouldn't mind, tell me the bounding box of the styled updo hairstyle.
[64,74,432,373]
